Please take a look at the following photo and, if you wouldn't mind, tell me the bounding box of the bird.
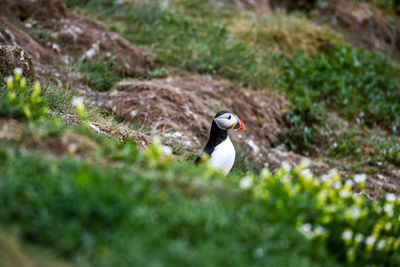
[195,110,246,175]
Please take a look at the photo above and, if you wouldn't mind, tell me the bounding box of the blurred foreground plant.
[2,69,48,121]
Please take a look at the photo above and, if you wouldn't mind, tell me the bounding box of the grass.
[229,11,342,56]
[63,0,279,88]
[0,143,340,267]
[75,60,123,91]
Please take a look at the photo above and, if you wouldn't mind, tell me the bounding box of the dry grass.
[228,10,344,56]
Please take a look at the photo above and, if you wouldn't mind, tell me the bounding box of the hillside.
[1,0,400,266]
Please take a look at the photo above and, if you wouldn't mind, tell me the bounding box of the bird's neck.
[205,120,228,149]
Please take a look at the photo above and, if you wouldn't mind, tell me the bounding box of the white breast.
[208,136,236,175]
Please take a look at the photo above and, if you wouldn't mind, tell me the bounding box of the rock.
[0,45,35,79]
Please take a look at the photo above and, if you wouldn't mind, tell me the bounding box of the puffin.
[195,110,246,175]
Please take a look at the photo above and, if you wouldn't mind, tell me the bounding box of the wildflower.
[313,225,325,237]
[281,161,291,172]
[339,189,350,198]
[333,181,342,189]
[384,203,394,217]
[354,174,367,189]
[13,67,23,75]
[239,176,253,190]
[366,236,376,247]
[342,229,353,245]
[298,223,313,239]
[20,77,26,88]
[354,174,367,183]
[161,145,172,155]
[376,240,386,250]
[72,96,84,107]
[6,76,13,90]
[355,233,364,244]
[385,193,396,202]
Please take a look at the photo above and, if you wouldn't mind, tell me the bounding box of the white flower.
[384,203,394,217]
[14,68,23,75]
[385,193,396,202]
[72,96,84,107]
[342,229,353,240]
[6,76,13,84]
[385,222,392,230]
[355,233,364,243]
[354,174,367,183]
[376,240,386,250]
[314,225,325,236]
[239,176,253,190]
[365,236,376,246]
[299,223,313,239]
[339,189,350,198]
[333,181,342,189]
[300,158,311,168]
[301,169,312,177]
[281,161,291,172]
[161,145,172,155]
[345,179,354,187]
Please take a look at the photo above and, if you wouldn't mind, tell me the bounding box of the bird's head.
[213,110,246,131]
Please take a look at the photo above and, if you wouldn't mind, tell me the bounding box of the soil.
[92,74,290,167]
[319,0,400,55]
[0,0,154,78]
[0,45,35,79]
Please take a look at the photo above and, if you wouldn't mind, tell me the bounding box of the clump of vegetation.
[76,60,123,91]
[0,69,48,121]
[279,98,325,152]
[374,136,400,166]
[328,131,362,158]
[230,11,342,56]
[65,0,278,88]
[279,45,400,152]
[283,45,400,131]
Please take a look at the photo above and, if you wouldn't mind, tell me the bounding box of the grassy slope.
[1,0,400,266]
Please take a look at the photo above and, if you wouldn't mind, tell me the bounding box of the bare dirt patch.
[0,0,154,78]
[319,0,400,55]
[0,45,35,79]
[92,75,288,164]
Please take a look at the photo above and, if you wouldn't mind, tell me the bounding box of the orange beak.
[234,117,246,131]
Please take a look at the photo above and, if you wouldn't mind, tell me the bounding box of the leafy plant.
[283,45,400,132]
[279,97,325,152]
[0,70,48,121]
[374,136,400,166]
[76,60,122,91]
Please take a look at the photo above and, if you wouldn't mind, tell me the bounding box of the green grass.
[279,45,400,152]
[63,0,278,88]
[0,143,340,267]
[75,60,123,91]
[283,45,400,131]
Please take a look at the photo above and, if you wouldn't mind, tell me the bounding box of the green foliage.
[374,136,400,166]
[65,0,277,88]
[0,143,339,267]
[328,131,362,158]
[76,60,122,91]
[279,98,325,152]
[0,72,48,121]
[251,165,400,266]
[283,45,400,132]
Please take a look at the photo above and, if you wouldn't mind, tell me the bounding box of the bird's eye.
[228,115,231,120]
